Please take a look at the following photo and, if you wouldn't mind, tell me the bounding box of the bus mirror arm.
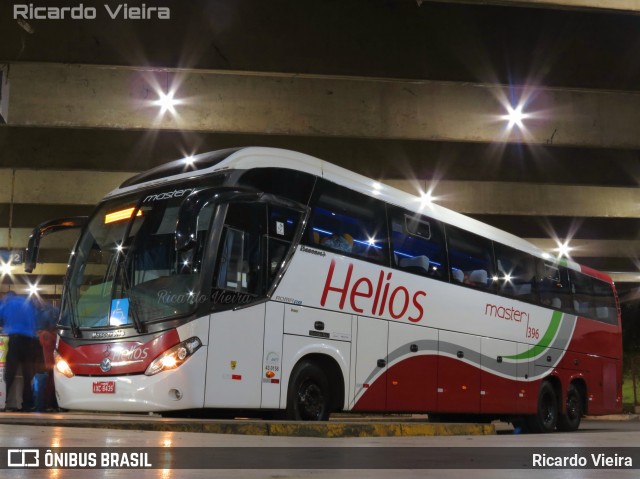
[25,216,88,273]
[175,187,262,251]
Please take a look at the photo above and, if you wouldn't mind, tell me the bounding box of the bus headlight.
[54,350,74,378]
[145,337,202,376]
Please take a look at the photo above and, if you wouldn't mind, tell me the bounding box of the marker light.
[145,337,202,376]
[105,207,142,224]
[54,350,74,378]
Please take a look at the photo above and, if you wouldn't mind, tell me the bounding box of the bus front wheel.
[286,360,331,421]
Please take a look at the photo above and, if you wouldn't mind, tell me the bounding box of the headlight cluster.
[145,337,202,376]
[54,349,74,378]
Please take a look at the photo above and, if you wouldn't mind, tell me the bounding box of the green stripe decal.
[504,310,563,360]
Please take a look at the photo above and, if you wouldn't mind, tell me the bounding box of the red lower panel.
[437,356,481,414]
[386,356,438,412]
[480,367,534,414]
[354,355,539,415]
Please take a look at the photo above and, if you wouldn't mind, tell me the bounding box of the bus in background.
[26,147,622,432]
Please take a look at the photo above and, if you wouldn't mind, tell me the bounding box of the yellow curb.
[266,421,494,437]
[0,415,495,437]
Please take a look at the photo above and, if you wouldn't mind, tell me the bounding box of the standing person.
[0,292,43,411]
[36,299,58,411]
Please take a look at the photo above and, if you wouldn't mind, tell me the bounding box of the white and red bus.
[27,147,622,432]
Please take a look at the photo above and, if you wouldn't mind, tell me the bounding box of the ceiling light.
[503,104,529,129]
[154,91,180,115]
[555,241,572,258]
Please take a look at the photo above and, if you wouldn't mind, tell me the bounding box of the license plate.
[92,381,115,394]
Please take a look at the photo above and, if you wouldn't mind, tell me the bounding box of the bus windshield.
[61,190,212,330]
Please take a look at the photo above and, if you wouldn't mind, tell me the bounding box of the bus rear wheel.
[286,360,331,421]
[557,384,583,432]
[527,381,558,433]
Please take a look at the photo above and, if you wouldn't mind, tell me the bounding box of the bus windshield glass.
[60,189,213,329]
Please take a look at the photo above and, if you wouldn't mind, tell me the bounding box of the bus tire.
[527,381,558,433]
[286,360,331,421]
[557,383,583,432]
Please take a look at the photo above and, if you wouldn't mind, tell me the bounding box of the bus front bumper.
[54,349,207,412]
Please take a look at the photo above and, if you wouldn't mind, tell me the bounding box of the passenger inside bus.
[468,269,489,287]
[320,232,353,253]
[397,255,430,276]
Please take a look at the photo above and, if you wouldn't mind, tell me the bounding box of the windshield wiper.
[115,255,146,334]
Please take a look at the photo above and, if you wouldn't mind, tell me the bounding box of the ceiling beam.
[1,169,639,218]
[2,127,640,187]
[0,169,133,205]
[423,0,640,13]
[385,180,640,218]
[525,238,640,258]
[6,62,640,148]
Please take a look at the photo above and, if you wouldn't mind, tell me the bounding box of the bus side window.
[569,270,618,324]
[446,225,495,292]
[494,244,537,303]
[265,205,303,284]
[590,277,617,325]
[536,261,572,311]
[390,208,447,281]
[212,203,267,303]
[305,181,388,265]
[569,270,595,319]
[215,227,248,291]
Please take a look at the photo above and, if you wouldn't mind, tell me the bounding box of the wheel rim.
[566,393,580,420]
[297,380,326,420]
[541,391,557,428]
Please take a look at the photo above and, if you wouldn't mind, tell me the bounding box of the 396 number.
[526,326,540,340]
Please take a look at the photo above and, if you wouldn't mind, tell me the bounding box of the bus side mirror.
[175,187,261,251]
[25,216,87,273]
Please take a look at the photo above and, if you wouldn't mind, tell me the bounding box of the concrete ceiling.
[0,0,639,297]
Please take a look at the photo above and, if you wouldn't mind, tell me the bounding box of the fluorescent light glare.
[155,91,180,115]
[503,103,529,129]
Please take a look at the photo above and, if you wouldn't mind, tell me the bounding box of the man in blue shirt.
[0,292,43,411]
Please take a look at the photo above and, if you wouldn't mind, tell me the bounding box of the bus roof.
[107,146,585,273]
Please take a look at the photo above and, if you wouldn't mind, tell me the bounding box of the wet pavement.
[0,414,637,478]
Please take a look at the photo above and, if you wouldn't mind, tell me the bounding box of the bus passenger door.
[352,316,388,411]
[204,200,271,409]
[386,322,438,412]
[480,337,519,414]
[204,304,266,408]
[437,330,481,413]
